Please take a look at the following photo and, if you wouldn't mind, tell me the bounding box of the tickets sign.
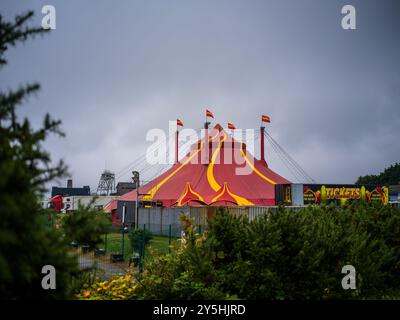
[303,184,389,205]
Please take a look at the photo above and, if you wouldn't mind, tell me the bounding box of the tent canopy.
[116,124,290,207]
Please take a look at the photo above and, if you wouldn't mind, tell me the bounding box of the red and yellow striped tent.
[116,124,289,207]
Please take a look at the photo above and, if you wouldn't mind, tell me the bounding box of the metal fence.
[72,206,302,277]
[73,222,206,278]
[133,205,296,227]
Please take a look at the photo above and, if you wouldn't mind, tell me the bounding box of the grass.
[149,235,173,254]
[99,233,173,258]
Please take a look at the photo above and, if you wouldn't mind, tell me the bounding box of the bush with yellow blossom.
[76,273,140,300]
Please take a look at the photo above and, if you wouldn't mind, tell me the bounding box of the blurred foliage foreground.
[77,204,400,300]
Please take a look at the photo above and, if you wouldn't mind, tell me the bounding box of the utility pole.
[132,170,150,230]
[121,203,127,259]
[132,171,140,230]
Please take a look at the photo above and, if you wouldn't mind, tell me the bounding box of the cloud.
[1,0,399,194]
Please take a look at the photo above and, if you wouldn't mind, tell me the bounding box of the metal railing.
[72,223,206,277]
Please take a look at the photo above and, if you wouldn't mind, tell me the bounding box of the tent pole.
[261,126,267,166]
[175,129,179,164]
[204,121,209,165]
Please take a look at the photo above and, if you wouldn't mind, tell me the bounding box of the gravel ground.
[77,253,130,280]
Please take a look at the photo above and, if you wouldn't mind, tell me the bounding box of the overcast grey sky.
[1,0,399,193]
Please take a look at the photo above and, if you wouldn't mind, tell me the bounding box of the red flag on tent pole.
[206,109,214,118]
[261,115,271,123]
[227,122,236,130]
[177,119,184,127]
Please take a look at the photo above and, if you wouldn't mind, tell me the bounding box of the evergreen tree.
[0,11,78,299]
[356,163,400,185]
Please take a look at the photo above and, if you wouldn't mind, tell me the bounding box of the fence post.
[104,233,108,252]
[139,223,146,273]
[168,224,172,253]
[121,227,125,259]
[143,223,146,259]
[198,224,202,234]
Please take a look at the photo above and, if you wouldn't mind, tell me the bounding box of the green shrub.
[133,216,226,300]
[132,205,400,300]
[62,206,112,248]
[129,228,153,252]
[206,204,400,299]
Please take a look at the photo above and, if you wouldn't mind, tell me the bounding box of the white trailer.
[62,195,116,213]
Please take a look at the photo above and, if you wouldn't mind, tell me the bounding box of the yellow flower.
[83,290,91,298]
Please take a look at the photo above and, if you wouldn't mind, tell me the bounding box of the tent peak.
[213,123,224,132]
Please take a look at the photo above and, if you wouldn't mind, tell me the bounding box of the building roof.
[116,182,136,195]
[51,186,90,197]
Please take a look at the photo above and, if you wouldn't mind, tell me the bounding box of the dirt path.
[78,254,130,280]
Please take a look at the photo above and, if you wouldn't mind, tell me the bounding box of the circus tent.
[115,123,290,208]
